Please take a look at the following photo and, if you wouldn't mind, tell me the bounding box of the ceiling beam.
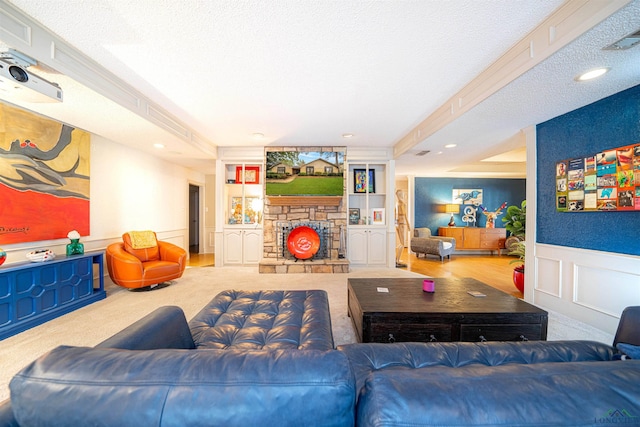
[393,0,630,159]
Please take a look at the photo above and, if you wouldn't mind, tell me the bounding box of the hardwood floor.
[398,249,522,298]
[188,250,522,297]
[187,252,214,267]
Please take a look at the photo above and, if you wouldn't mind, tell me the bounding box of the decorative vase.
[513,266,525,294]
[0,248,6,266]
[66,239,84,256]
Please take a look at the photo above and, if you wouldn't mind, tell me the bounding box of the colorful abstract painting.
[0,102,90,244]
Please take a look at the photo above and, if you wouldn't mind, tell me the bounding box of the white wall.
[1,134,205,264]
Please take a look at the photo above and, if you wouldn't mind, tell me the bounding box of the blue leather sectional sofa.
[1,290,640,426]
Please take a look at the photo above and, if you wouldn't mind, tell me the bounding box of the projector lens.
[9,65,28,83]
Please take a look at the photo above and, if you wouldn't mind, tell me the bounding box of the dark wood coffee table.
[347,277,548,343]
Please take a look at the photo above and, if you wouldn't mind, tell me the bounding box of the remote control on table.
[467,291,486,297]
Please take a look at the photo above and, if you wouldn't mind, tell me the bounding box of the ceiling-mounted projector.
[0,58,63,103]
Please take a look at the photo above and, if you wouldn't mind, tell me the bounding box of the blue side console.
[0,251,106,340]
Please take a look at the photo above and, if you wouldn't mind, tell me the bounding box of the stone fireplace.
[258,146,349,274]
[258,196,349,273]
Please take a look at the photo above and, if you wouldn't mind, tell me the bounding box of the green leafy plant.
[508,240,525,271]
[502,200,526,238]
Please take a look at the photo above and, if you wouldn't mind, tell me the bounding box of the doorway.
[189,184,200,254]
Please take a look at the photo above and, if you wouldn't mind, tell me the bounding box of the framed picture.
[371,208,385,224]
[236,166,260,184]
[354,169,375,193]
[348,208,361,225]
[452,188,482,205]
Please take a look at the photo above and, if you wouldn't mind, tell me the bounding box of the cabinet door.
[243,230,263,264]
[348,229,369,265]
[223,230,244,264]
[367,229,387,265]
[439,227,464,246]
[462,228,481,249]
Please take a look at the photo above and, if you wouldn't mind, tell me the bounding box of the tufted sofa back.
[338,340,614,391]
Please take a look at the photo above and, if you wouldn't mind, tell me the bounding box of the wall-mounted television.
[265,148,345,196]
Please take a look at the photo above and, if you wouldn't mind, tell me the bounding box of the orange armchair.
[106,231,187,289]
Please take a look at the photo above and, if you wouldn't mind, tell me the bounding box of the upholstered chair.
[106,231,187,289]
[410,227,456,261]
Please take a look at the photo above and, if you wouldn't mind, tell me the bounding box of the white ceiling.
[1,0,639,177]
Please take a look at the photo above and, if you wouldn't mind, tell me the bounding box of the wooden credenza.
[438,227,506,254]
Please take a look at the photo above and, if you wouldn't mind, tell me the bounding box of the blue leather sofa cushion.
[10,346,355,427]
[338,341,614,391]
[356,359,640,426]
[189,290,334,350]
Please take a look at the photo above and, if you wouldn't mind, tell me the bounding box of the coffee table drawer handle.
[520,335,529,341]
[388,334,396,343]
[429,334,437,342]
[479,335,487,342]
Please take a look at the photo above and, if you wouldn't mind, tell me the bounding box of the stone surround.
[259,196,349,273]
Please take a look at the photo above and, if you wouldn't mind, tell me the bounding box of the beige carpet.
[0,266,613,403]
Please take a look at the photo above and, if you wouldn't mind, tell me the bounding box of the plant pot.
[513,266,524,294]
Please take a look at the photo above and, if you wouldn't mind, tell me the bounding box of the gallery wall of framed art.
[555,143,639,212]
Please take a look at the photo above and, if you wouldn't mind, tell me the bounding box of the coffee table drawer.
[460,324,543,342]
[368,323,453,343]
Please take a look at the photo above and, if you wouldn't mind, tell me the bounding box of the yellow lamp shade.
[445,204,460,214]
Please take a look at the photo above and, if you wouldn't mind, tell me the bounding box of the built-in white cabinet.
[216,157,264,266]
[347,163,386,226]
[346,161,390,266]
[223,228,263,265]
[347,227,387,266]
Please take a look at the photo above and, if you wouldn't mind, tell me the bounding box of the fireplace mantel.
[267,196,343,206]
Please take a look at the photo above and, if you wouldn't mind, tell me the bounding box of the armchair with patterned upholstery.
[410,227,456,261]
[106,231,187,289]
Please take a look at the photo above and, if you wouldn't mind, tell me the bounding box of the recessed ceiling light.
[444,144,457,149]
[575,67,610,82]
[252,132,264,139]
[153,143,165,149]
[342,133,354,138]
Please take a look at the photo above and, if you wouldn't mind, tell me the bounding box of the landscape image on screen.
[265,149,345,196]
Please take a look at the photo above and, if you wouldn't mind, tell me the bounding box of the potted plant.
[502,200,526,293]
[502,200,526,240]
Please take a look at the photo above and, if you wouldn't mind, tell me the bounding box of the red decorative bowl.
[287,226,320,260]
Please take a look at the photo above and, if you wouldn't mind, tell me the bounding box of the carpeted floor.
[0,266,614,402]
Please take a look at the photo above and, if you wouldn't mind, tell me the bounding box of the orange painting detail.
[0,102,90,244]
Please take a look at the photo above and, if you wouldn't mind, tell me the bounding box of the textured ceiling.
[1,0,639,177]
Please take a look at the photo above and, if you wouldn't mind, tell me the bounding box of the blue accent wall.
[414,178,526,234]
[536,84,640,256]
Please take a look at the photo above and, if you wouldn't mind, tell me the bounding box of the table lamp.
[445,204,460,226]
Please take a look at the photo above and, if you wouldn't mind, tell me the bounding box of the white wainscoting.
[533,243,640,337]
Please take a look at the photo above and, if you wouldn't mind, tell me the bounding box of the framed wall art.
[452,189,482,205]
[349,208,361,225]
[0,101,91,244]
[235,166,260,184]
[555,143,640,212]
[354,169,375,193]
[371,208,385,225]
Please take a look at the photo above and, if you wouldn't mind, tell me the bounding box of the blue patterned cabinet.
[0,251,106,340]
